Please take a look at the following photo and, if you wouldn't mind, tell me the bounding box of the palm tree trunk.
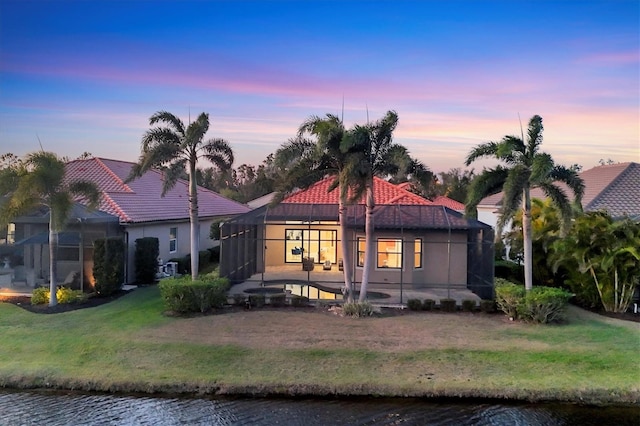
[359,180,375,302]
[522,186,533,291]
[339,197,354,303]
[48,217,58,307]
[189,159,200,280]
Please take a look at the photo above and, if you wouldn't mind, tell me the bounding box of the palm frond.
[68,179,101,209]
[497,136,526,164]
[49,191,73,232]
[148,111,185,136]
[161,160,187,196]
[202,138,234,171]
[526,115,544,157]
[538,182,573,235]
[530,152,554,184]
[185,113,211,152]
[465,166,509,216]
[464,141,499,166]
[142,127,182,152]
[500,165,530,225]
[549,165,585,209]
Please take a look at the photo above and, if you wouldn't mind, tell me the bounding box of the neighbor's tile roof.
[283,176,432,205]
[478,162,640,218]
[65,158,249,223]
[430,196,465,211]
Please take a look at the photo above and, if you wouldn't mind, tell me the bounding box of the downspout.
[398,204,404,306]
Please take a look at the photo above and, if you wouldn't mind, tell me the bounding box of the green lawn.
[0,286,638,405]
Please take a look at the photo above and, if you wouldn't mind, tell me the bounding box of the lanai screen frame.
[220,203,494,300]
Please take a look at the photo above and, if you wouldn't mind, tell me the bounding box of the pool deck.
[230,265,481,307]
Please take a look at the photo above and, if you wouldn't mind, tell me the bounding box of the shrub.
[269,293,286,307]
[31,287,85,305]
[461,299,477,312]
[494,259,524,284]
[158,276,230,314]
[31,287,49,305]
[208,246,220,264]
[135,237,159,284]
[290,295,309,307]
[439,298,457,312]
[169,256,189,275]
[480,299,496,313]
[249,294,265,308]
[407,298,422,311]
[93,237,125,296]
[421,299,435,311]
[343,301,374,317]
[495,280,526,319]
[517,287,573,324]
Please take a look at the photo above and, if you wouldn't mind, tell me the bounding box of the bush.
[407,298,422,311]
[517,287,573,324]
[495,259,524,284]
[93,237,125,296]
[439,298,457,312]
[480,299,496,313]
[269,293,287,307]
[31,287,85,305]
[208,246,220,264]
[158,276,230,314]
[290,295,309,307]
[495,280,525,319]
[461,299,477,312]
[421,299,435,311]
[169,256,189,275]
[135,237,159,284]
[249,294,265,308]
[343,301,374,317]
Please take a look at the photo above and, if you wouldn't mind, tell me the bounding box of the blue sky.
[1,0,638,173]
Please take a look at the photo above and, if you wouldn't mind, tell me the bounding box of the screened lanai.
[220,203,494,300]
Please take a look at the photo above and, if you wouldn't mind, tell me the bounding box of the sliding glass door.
[285,229,337,264]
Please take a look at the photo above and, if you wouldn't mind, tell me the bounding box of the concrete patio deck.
[230,265,481,307]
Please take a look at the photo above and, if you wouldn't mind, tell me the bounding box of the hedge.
[158,275,230,314]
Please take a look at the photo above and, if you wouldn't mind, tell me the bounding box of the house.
[220,176,494,299]
[1,158,250,290]
[476,162,640,232]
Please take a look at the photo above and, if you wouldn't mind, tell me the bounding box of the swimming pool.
[244,282,390,301]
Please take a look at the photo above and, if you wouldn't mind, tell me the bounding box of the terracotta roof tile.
[431,196,465,211]
[65,158,250,223]
[283,176,432,205]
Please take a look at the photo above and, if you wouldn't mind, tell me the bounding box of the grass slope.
[0,287,638,405]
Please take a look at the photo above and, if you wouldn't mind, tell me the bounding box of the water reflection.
[0,390,638,425]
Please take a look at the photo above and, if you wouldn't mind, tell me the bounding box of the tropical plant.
[465,115,584,291]
[342,111,427,302]
[274,114,363,302]
[0,152,100,306]
[551,212,640,313]
[127,111,234,280]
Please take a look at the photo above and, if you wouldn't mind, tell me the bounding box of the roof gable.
[283,176,432,206]
[65,158,250,223]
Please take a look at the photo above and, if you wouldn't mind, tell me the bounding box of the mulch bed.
[0,290,131,314]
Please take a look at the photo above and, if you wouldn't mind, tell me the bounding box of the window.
[414,238,423,269]
[377,239,402,268]
[285,229,337,263]
[169,227,177,253]
[357,237,366,267]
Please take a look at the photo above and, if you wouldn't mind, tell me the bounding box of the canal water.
[0,390,638,425]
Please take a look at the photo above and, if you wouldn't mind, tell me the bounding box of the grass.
[0,286,638,405]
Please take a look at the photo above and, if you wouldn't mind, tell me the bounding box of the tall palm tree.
[343,111,424,302]
[465,115,584,291]
[0,152,100,306]
[274,114,362,302]
[127,111,234,280]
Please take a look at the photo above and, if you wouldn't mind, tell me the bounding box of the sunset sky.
[1,0,638,174]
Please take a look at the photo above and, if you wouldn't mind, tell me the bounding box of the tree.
[0,152,100,306]
[465,115,584,291]
[342,111,422,302]
[551,212,640,313]
[274,114,360,302]
[127,111,234,280]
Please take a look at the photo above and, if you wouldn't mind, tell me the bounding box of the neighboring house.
[477,162,640,232]
[1,158,250,289]
[220,176,494,299]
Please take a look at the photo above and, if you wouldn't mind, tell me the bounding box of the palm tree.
[0,152,100,306]
[274,114,362,302]
[127,111,234,280]
[465,115,584,291]
[342,111,424,302]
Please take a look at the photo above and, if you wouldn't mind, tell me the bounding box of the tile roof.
[478,162,640,218]
[283,176,432,206]
[430,196,465,211]
[65,158,250,223]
